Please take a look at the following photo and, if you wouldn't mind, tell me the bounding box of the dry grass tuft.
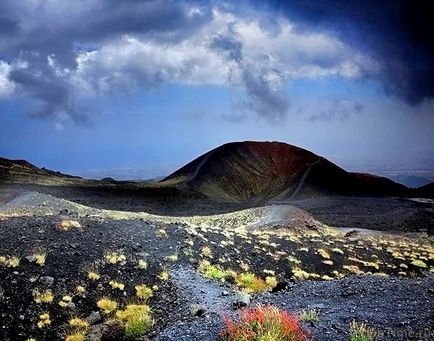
[299,308,320,323]
[116,304,153,337]
[105,251,126,265]
[33,289,54,304]
[65,332,86,341]
[202,246,213,258]
[198,260,226,281]
[236,273,268,293]
[97,298,118,314]
[69,317,90,330]
[137,259,148,269]
[0,255,20,268]
[135,284,153,300]
[109,280,125,291]
[37,312,51,329]
[87,270,100,281]
[27,247,47,266]
[56,220,81,231]
[158,269,169,281]
[349,320,375,341]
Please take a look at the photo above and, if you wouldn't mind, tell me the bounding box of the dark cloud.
[255,0,434,104]
[210,34,243,62]
[242,70,289,122]
[309,100,364,122]
[210,34,288,122]
[0,0,212,121]
[1,0,431,125]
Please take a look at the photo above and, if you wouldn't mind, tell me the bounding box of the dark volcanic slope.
[0,157,81,185]
[416,182,434,198]
[162,141,408,202]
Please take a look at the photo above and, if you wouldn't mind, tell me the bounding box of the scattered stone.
[190,304,206,317]
[86,311,102,325]
[234,292,251,308]
[39,276,54,287]
[86,320,124,341]
[221,290,229,297]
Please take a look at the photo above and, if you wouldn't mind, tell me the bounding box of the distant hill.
[415,182,434,198]
[162,141,409,202]
[0,157,82,185]
[389,175,432,188]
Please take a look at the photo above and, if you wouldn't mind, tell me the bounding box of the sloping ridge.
[162,141,409,202]
[0,157,82,184]
[415,182,434,198]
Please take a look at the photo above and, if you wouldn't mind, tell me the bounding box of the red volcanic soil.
[162,141,409,202]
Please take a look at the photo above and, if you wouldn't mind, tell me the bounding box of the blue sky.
[1,1,433,179]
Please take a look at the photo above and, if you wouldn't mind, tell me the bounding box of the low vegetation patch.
[27,247,47,266]
[68,317,90,330]
[299,309,320,323]
[109,280,125,291]
[37,312,51,329]
[105,250,126,265]
[349,320,375,341]
[198,260,227,281]
[235,273,268,293]
[202,246,213,258]
[116,304,153,337]
[137,259,148,269]
[221,305,307,341]
[33,289,54,304]
[56,220,81,231]
[65,332,86,341]
[135,284,153,300]
[87,270,100,281]
[97,298,118,314]
[0,255,20,268]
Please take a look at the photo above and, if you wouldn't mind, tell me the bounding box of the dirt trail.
[289,158,322,200]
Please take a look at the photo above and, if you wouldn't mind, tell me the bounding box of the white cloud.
[73,9,374,92]
[0,61,15,98]
[66,8,376,121]
[2,4,377,121]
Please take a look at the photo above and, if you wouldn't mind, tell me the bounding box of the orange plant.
[221,305,308,341]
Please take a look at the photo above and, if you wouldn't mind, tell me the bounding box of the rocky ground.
[0,189,433,340]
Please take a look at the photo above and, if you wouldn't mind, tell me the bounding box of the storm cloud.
[260,0,434,104]
[0,0,431,124]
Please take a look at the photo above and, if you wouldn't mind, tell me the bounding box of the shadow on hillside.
[0,183,250,216]
[1,183,433,233]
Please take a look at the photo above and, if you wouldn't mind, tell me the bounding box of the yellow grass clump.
[0,255,20,268]
[87,271,100,281]
[202,246,213,258]
[109,280,125,291]
[56,220,81,231]
[105,251,126,265]
[236,273,268,293]
[137,259,148,269]
[69,317,90,330]
[37,313,51,328]
[158,270,169,281]
[97,298,118,314]
[116,304,153,337]
[65,332,85,341]
[135,284,153,300]
[33,289,54,304]
[318,249,331,259]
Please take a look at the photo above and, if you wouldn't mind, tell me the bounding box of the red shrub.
[221,305,309,341]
